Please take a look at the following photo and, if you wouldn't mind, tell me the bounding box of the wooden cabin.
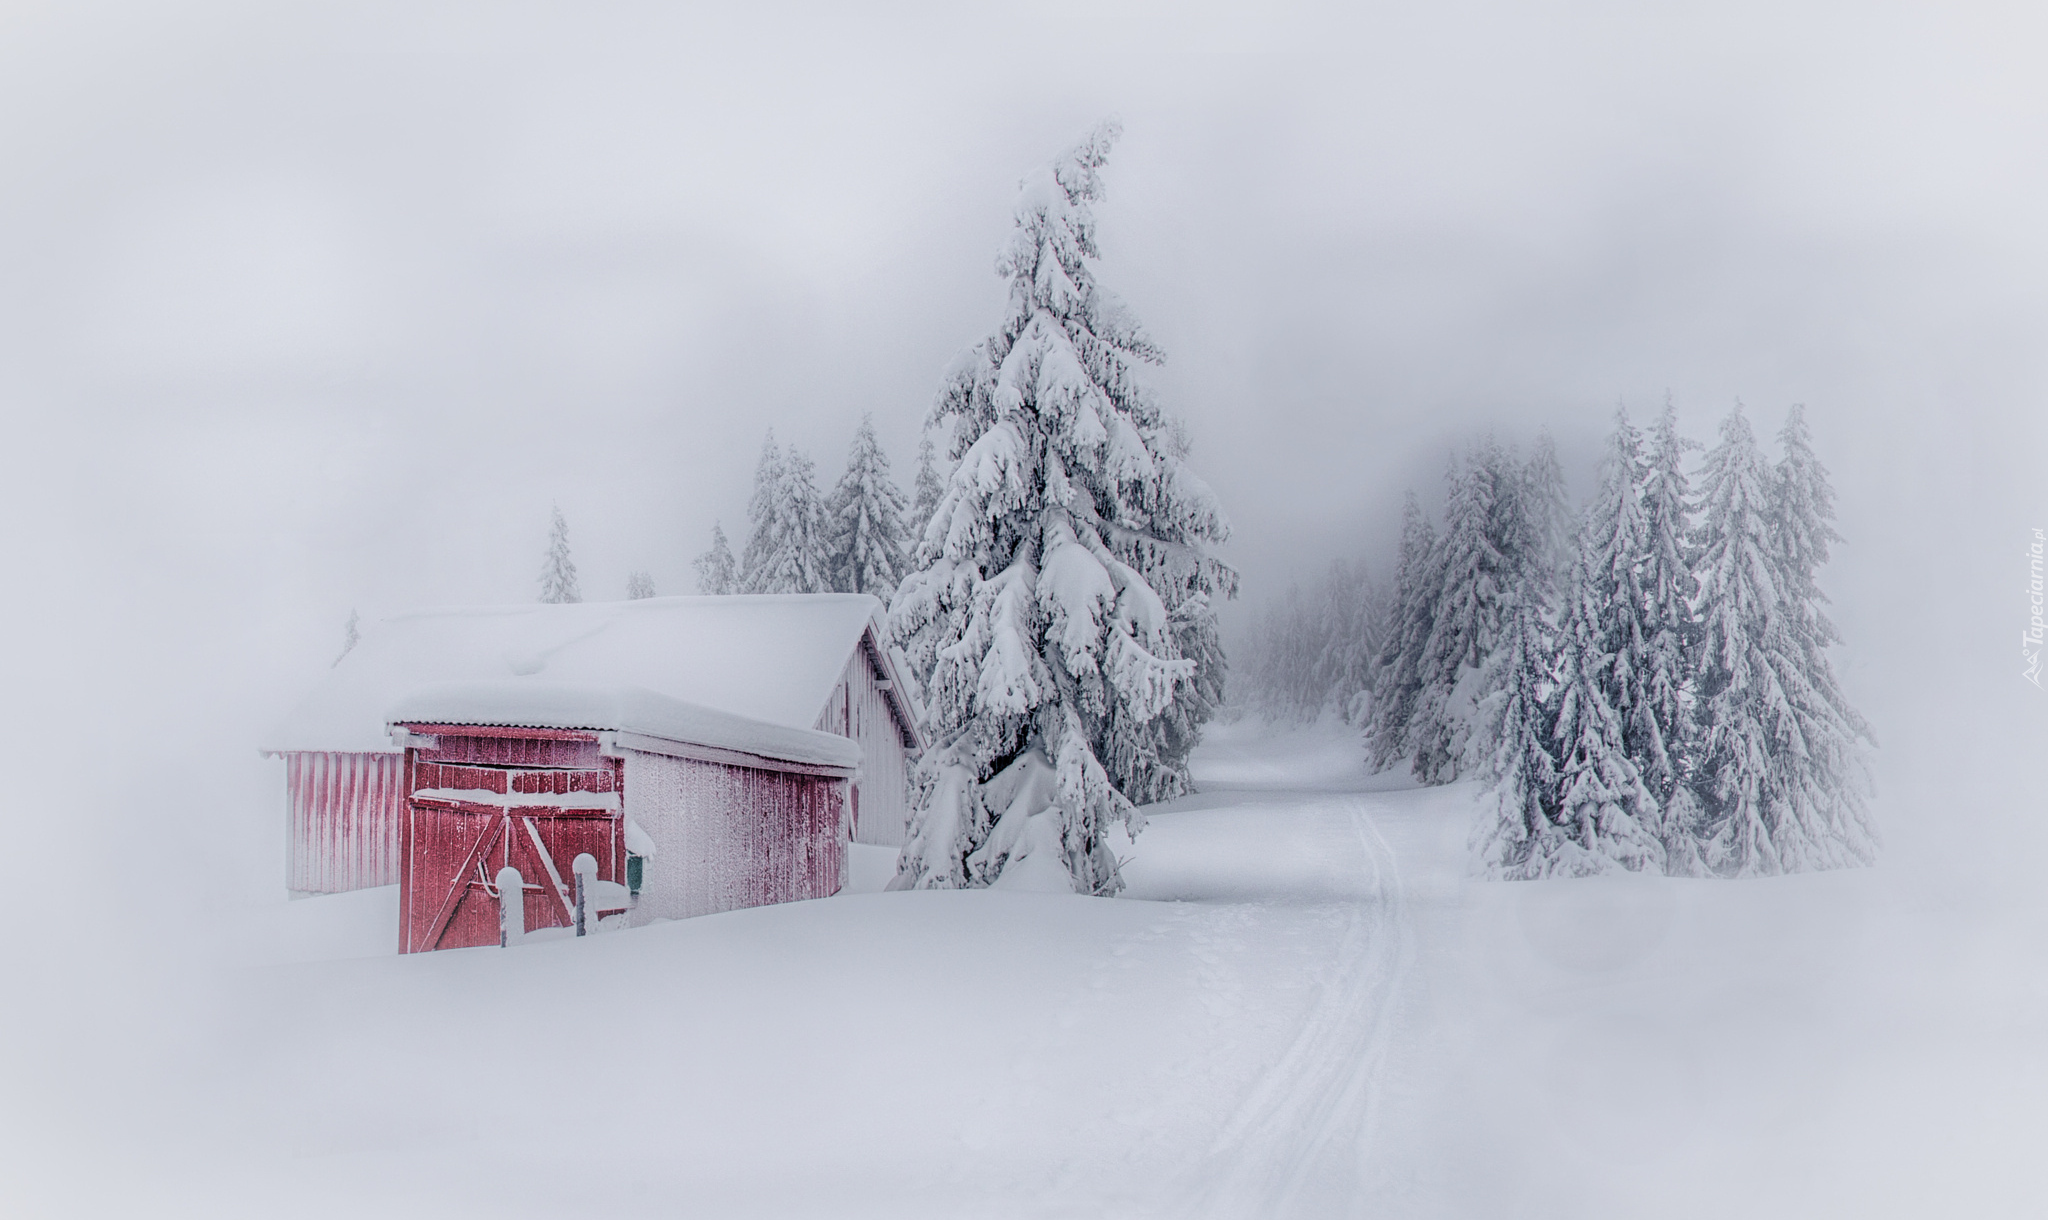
[387,682,861,953]
[264,595,923,898]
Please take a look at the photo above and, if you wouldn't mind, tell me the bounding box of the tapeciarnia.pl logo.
[2027,528,2045,688]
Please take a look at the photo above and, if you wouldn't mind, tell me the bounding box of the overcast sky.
[2,0,2044,883]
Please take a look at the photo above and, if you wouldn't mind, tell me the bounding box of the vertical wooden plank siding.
[817,650,912,847]
[625,750,846,923]
[286,750,403,895]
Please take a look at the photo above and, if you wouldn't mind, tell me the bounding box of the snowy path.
[1111,719,1433,1218]
[16,718,2045,1219]
[1162,798,1412,1218]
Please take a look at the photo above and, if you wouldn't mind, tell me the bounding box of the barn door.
[400,761,625,953]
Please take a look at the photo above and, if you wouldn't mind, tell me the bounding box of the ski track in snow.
[1163,791,1418,1220]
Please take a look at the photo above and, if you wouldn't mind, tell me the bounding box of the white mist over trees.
[1247,402,1873,880]
[887,121,1233,895]
[1362,492,1443,773]
[538,504,581,604]
[693,522,737,595]
[626,570,656,600]
[1236,560,1389,724]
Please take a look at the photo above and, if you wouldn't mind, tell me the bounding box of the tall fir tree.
[1545,533,1666,876]
[1637,398,1705,872]
[739,432,786,588]
[1457,429,1574,780]
[826,414,913,599]
[693,521,738,595]
[911,432,947,548]
[1545,408,1667,874]
[1469,577,1561,878]
[1689,402,1873,876]
[1364,491,1443,772]
[740,432,830,594]
[1763,404,1877,869]
[1410,441,1517,783]
[888,121,1231,894]
[538,504,581,604]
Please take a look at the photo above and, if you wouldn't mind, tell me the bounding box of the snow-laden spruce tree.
[1544,528,1666,875]
[1469,577,1561,878]
[740,431,830,595]
[1365,491,1443,772]
[538,504,581,604]
[1762,405,1877,868]
[1410,441,1518,783]
[1539,408,1667,874]
[1637,399,1705,872]
[826,414,912,598]
[888,121,1231,894]
[626,570,656,600]
[911,432,947,542]
[1691,403,1873,875]
[694,522,737,594]
[1690,404,1783,872]
[739,433,786,586]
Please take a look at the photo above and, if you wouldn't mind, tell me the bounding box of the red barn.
[387,682,861,953]
[265,595,923,898]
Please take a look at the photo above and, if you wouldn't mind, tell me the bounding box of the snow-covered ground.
[10,717,2045,1218]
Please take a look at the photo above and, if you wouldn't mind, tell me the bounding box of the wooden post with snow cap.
[496,865,524,947]
[572,853,597,936]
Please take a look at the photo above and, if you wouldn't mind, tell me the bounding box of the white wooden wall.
[622,749,847,924]
[814,646,914,847]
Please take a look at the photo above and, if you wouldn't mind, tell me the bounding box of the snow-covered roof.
[388,681,863,771]
[266,594,913,755]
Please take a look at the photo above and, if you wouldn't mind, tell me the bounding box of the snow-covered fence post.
[496,865,525,947]
[572,853,597,936]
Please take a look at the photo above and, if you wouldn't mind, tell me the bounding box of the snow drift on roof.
[388,681,862,771]
[267,594,889,754]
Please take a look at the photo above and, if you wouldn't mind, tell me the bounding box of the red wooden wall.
[398,729,626,954]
